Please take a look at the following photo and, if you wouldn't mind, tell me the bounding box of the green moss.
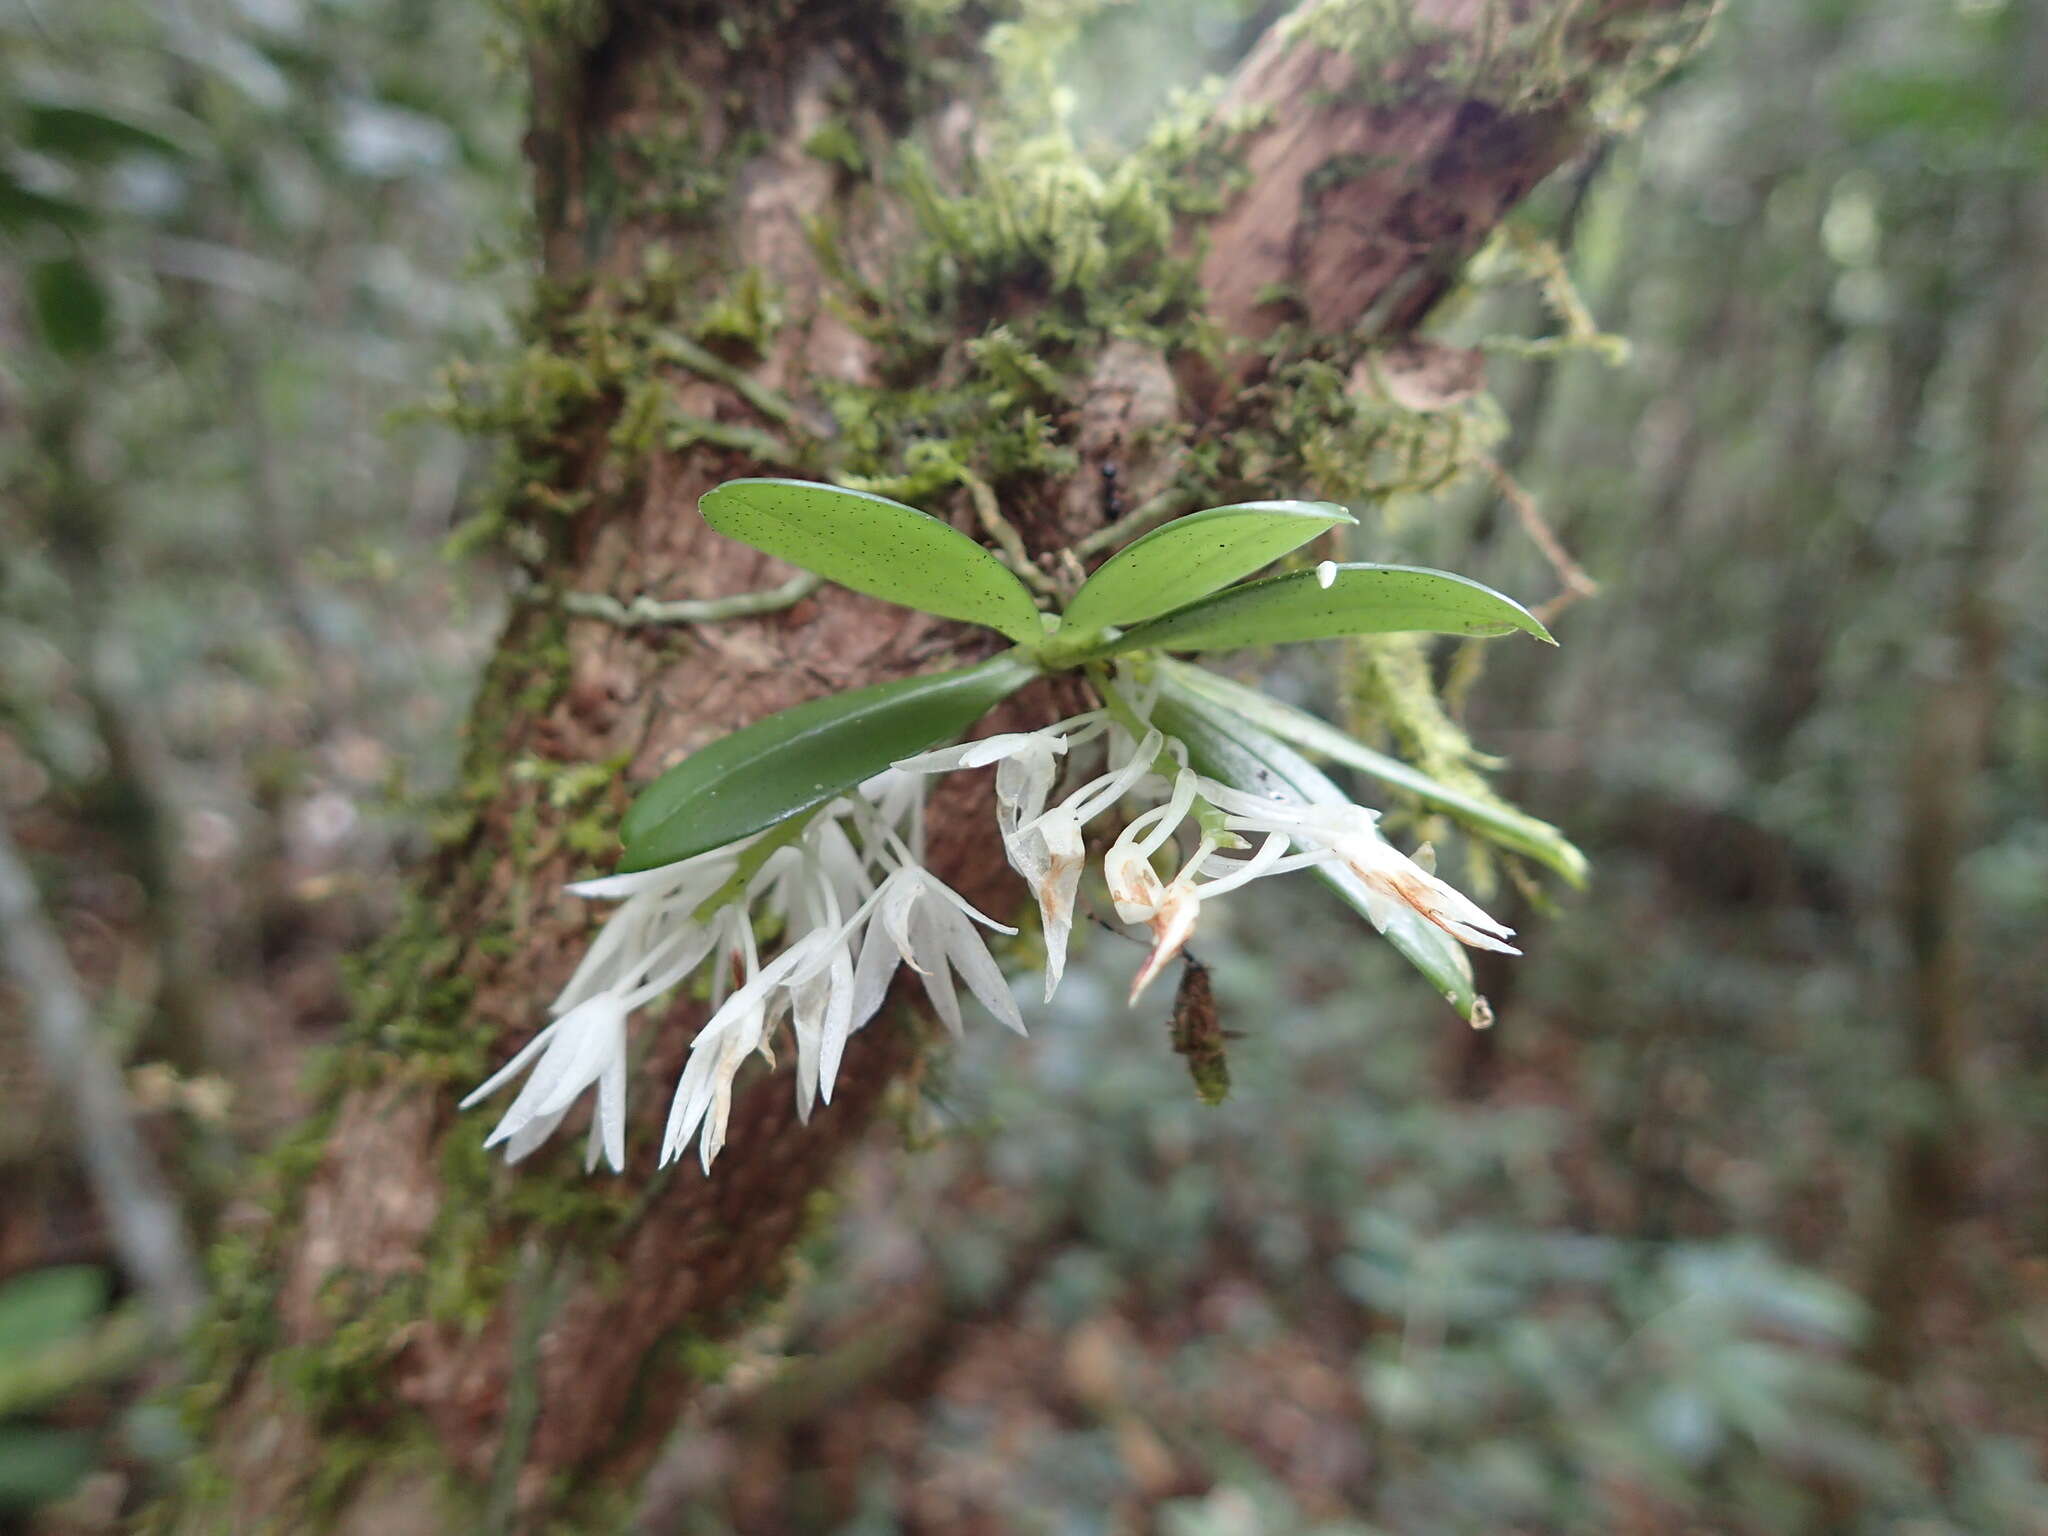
[511,752,627,812]
[616,119,729,225]
[694,267,785,354]
[1285,0,1719,115]
[803,118,866,175]
[1471,223,1631,363]
[495,0,608,52]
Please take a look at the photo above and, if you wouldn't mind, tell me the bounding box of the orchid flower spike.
[465,661,1528,1179]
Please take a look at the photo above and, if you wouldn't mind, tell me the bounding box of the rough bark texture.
[171,2,1697,1528]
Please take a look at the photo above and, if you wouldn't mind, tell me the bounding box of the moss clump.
[1283,0,1719,115]
[693,267,785,355]
[493,0,608,52]
[803,117,867,175]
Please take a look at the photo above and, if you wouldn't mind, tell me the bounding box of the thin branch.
[1480,456,1599,622]
[561,571,822,628]
[0,814,204,1335]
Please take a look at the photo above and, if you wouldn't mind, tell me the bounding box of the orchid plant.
[465,480,1584,1175]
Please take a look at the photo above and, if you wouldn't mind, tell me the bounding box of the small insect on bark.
[1168,956,1231,1106]
[1099,460,1125,522]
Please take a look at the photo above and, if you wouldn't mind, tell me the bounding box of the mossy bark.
[166,1,1700,1528]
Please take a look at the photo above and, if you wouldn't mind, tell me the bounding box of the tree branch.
[0,814,203,1335]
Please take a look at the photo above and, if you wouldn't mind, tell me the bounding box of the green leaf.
[0,1268,107,1369]
[1060,500,1355,631]
[0,1425,96,1509]
[1151,675,1482,1020]
[1159,660,1587,886]
[0,171,96,235]
[22,102,194,164]
[30,258,110,359]
[619,652,1037,870]
[700,478,1045,644]
[1097,563,1552,656]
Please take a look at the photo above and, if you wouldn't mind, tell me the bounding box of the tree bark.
[167,2,1701,1528]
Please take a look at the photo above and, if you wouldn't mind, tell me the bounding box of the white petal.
[662,1004,759,1168]
[934,901,1027,1035]
[549,891,653,1014]
[502,1105,570,1164]
[1129,885,1200,1004]
[660,1057,714,1166]
[1194,780,1304,826]
[485,1033,585,1148]
[1191,832,1294,897]
[893,733,1040,773]
[922,871,1017,935]
[1040,895,1075,1003]
[881,874,930,975]
[856,767,925,831]
[1013,816,1085,1001]
[460,1019,560,1109]
[909,907,965,1038]
[618,920,723,1010]
[1106,812,1171,923]
[566,848,737,900]
[1060,729,1163,824]
[995,748,1059,835]
[595,1044,627,1172]
[817,941,857,1106]
[790,967,829,1122]
[849,911,902,1030]
[1136,770,1199,860]
[532,994,628,1119]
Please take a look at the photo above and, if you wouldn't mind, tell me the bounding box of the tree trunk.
[166,2,1701,1528]
[1861,104,2048,1392]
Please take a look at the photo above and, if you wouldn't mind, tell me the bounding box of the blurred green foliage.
[1,0,517,811]
[1,0,514,1519]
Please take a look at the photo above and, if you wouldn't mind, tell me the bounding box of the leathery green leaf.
[619,652,1037,870]
[1151,675,1482,1021]
[1060,500,1355,631]
[1160,661,1586,886]
[1097,563,1552,656]
[700,478,1045,643]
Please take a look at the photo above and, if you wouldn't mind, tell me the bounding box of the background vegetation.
[2,0,2043,1531]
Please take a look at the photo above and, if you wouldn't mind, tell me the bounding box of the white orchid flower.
[463,990,631,1173]
[849,864,1025,1040]
[465,657,1532,1181]
[896,714,1121,1000]
[1198,782,1518,954]
[1007,727,1163,998]
[661,926,838,1173]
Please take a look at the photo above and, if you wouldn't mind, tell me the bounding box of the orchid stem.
[1085,664,1237,846]
[691,807,824,923]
